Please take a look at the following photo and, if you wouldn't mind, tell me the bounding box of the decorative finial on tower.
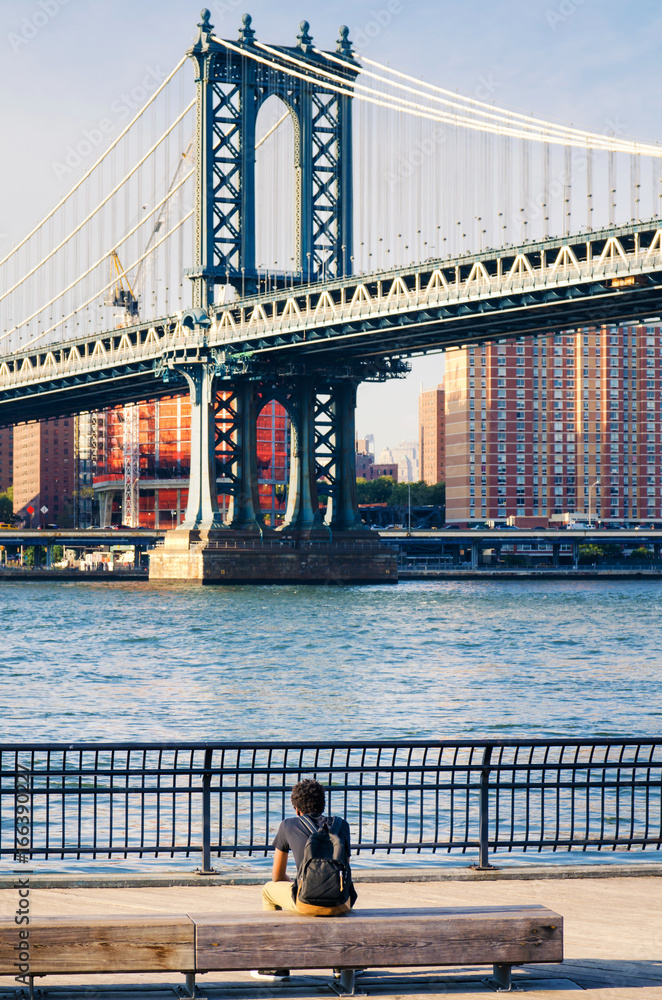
[337,25,353,58]
[239,13,255,44]
[199,8,213,39]
[190,8,214,51]
[297,19,314,52]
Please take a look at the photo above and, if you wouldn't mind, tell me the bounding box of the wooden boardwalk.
[0,873,660,998]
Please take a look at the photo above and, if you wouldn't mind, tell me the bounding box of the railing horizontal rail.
[2,739,660,869]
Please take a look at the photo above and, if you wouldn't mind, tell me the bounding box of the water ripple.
[0,578,660,742]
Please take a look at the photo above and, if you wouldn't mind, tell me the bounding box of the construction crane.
[103,251,139,323]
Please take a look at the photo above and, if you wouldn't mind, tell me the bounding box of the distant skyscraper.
[380,442,419,482]
[419,385,445,485]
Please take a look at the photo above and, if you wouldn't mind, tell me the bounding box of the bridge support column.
[552,543,560,568]
[280,376,327,538]
[572,541,579,569]
[323,381,367,533]
[177,362,225,532]
[471,541,479,570]
[225,380,262,533]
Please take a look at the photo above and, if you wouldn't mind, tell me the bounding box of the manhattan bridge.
[1,10,662,579]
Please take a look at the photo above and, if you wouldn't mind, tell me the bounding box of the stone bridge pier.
[148,355,398,584]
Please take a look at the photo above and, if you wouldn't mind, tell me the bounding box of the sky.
[2,0,662,457]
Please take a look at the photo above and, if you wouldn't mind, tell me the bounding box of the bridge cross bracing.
[2,10,662,553]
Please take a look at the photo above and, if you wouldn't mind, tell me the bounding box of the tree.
[356,476,395,504]
[387,481,445,507]
[0,489,15,524]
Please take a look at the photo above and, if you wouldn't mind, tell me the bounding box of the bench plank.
[0,914,195,975]
[194,905,563,972]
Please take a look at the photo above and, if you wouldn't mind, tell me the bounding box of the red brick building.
[0,427,12,494]
[419,384,445,485]
[442,326,662,524]
[13,418,75,526]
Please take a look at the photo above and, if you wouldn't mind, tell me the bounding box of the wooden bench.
[0,904,563,996]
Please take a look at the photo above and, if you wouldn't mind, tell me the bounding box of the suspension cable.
[0,57,188,270]
[21,210,193,351]
[219,37,662,155]
[256,111,290,148]
[319,48,652,155]
[2,171,193,344]
[0,101,195,307]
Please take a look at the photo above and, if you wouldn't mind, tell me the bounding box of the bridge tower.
[149,12,396,584]
[186,9,357,306]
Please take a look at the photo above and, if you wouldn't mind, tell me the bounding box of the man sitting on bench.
[252,778,358,982]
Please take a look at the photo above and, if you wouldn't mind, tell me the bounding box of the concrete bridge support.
[149,362,395,584]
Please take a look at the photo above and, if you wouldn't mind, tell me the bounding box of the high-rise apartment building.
[0,427,12,494]
[419,385,445,485]
[443,326,662,524]
[13,418,75,526]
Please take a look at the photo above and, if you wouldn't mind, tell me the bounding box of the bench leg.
[331,969,365,997]
[18,977,35,1000]
[174,971,207,1000]
[485,963,514,992]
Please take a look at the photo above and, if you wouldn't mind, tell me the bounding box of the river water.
[1,578,660,873]
[2,577,661,742]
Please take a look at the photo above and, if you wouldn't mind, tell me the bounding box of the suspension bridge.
[1,10,662,581]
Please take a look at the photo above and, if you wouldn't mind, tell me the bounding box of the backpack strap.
[299,815,320,836]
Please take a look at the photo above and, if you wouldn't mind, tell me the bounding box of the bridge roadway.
[1,527,659,550]
[3,219,662,424]
[0,528,164,548]
[380,528,662,544]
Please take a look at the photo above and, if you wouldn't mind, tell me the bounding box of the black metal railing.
[1,740,660,870]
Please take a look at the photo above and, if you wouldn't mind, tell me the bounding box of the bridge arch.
[254,95,299,284]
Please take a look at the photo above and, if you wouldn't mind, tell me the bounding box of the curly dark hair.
[291,779,325,816]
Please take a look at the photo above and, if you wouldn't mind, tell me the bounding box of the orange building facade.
[93,394,289,527]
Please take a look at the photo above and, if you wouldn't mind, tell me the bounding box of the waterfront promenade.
[0,867,659,998]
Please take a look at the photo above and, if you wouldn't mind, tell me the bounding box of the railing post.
[472,743,497,871]
[197,747,216,875]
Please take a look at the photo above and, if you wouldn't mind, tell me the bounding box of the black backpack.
[295,815,352,908]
